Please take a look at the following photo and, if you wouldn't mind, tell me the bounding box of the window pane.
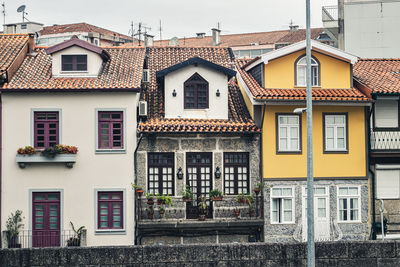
[280,127,287,138]
[335,116,345,124]
[297,65,306,85]
[337,127,345,138]
[272,188,282,197]
[348,187,358,195]
[283,211,292,222]
[283,198,292,209]
[288,117,298,124]
[290,127,298,137]
[339,187,348,195]
[279,139,287,150]
[337,138,345,149]
[290,139,298,150]
[279,116,288,124]
[326,127,334,138]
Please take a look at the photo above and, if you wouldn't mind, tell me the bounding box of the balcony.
[16,154,76,168]
[371,129,400,151]
[322,5,338,22]
[136,195,264,239]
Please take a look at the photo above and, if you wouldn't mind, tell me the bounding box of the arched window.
[295,56,320,87]
[184,73,209,109]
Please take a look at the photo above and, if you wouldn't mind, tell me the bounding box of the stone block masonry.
[1,241,400,266]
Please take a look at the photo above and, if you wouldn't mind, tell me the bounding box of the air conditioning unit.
[139,101,148,117]
[143,69,150,83]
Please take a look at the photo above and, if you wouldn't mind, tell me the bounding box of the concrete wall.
[344,1,400,58]
[51,46,103,77]
[164,65,229,120]
[1,241,400,266]
[1,92,138,246]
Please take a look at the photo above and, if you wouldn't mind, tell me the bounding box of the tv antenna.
[133,22,151,46]
[158,20,162,41]
[17,5,28,22]
[1,2,5,26]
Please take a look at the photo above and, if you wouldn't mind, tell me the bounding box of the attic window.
[184,73,209,109]
[61,55,87,71]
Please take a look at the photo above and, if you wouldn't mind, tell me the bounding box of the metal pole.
[306,0,315,265]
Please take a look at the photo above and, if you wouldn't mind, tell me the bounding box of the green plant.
[131,183,143,190]
[55,145,78,154]
[17,146,35,155]
[237,193,246,203]
[210,189,223,199]
[246,195,255,204]
[6,210,24,239]
[67,222,85,247]
[146,193,155,199]
[255,182,265,189]
[156,194,173,206]
[181,185,193,199]
[41,146,62,158]
[198,196,209,215]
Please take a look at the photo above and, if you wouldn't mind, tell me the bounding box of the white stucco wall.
[51,46,103,77]
[164,65,229,120]
[344,1,400,58]
[1,92,138,246]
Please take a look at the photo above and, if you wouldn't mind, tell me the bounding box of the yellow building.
[236,40,371,242]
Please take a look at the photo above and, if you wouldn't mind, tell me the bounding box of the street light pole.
[305,0,315,266]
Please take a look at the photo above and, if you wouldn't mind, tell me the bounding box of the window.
[338,186,360,222]
[148,153,174,195]
[296,56,320,87]
[184,73,209,109]
[61,55,87,71]
[324,114,347,152]
[97,191,123,230]
[98,111,123,149]
[34,112,59,149]
[277,114,301,153]
[224,153,249,195]
[376,166,400,199]
[271,187,294,223]
[374,99,399,129]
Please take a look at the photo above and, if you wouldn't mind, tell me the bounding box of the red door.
[32,192,60,247]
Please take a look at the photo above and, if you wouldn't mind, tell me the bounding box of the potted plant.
[247,195,255,217]
[181,185,193,202]
[147,207,154,219]
[67,221,85,247]
[41,145,62,158]
[6,210,24,248]
[157,194,173,218]
[17,146,35,155]
[253,182,265,194]
[233,208,240,219]
[210,189,223,201]
[198,196,208,221]
[131,183,144,197]
[237,193,247,204]
[146,193,155,205]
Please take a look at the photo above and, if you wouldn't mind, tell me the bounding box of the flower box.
[16,154,77,168]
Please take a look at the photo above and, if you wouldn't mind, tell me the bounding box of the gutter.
[0,93,2,243]
[368,102,376,240]
[133,133,144,245]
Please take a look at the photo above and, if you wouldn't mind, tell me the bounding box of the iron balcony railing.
[5,230,80,248]
[371,129,400,151]
[322,5,338,22]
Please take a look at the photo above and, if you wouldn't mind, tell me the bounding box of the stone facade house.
[135,47,262,245]
[0,36,145,247]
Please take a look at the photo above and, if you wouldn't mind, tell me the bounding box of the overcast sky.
[3,0,337,39]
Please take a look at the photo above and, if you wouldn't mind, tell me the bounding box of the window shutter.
[376,169,400,199]
[375,100,399,128]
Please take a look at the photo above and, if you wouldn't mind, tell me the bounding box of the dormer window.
[184,73,209,109]
[295,55,320,87]
[61,55,87,71]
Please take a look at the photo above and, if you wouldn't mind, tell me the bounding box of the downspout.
[368,103,376,240]
[0,92,2,244]
[259,105,266,241]
[133,133,143,245]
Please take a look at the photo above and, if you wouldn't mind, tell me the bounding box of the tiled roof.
[2,47,145,91]
[354,59,400,94]
[139,47,258,133]
[39,22,132,40]
[236,59,369,102]
[129,28,323,48]
[0,34,29,74]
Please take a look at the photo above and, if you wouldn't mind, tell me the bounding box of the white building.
[0,36,145,247]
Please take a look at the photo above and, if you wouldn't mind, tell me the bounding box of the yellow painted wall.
[262,105,366,178]
[237,78,254,119]
[264,50,351,89]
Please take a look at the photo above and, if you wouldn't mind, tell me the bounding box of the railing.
[2,230,85,248]
[138,194,263,221]
[322,5,338,22]
[371,129,400,151]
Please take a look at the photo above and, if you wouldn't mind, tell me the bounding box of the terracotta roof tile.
[354,59,400,94]
[0,34,29,73]
[39,22,132,41]
[2,47,145,90]
[139,47,258,133]
[236,59,369,102]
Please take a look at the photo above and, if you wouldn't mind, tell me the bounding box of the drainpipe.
[258,105,266,240]
[0,92,2,245]
[368,103,376,240]
[133,133,143,245]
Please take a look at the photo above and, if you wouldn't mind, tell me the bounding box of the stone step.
[387,223,400,231]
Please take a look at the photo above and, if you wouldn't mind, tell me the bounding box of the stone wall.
[1,241,400,266]
[264,179,370,243]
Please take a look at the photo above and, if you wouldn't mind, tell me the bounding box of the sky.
[2,0,337,39]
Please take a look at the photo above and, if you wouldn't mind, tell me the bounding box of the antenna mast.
[1,2,5,27]
[133,22,151,46]
[159,20,162,41]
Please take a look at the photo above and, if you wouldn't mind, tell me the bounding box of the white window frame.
[270,186,295,224]
[277,115,301,153]
[296,56,320,87]
[337,186,361,223]
[324,114,347,152]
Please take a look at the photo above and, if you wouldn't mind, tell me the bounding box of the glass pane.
[279,139,287,150]
[100,222,108,228]
[325,116,334,124]
[339,187,348,195]
[315,187,326,195]
[99,194,109,200]
[35,223,44,229]
[335,116,345,124]
[282,188,292,196]
[283,211,292,222]
[113,216,121,221]
[49,223,58,229]
[101,114,111,119]
[113,221,121,227]
[288,117,298,124]
[337,127,345,138]
[272,188,281,197]
[290,139,298,150]
[326,139,334,149]
[326,127,334,138]
[34,194,45,200]
[280,127,287,138]
[290,127,298,137]
[283,198,292,209]
[337,138,345,149]
[279,117,288,124]
[318,198,326,217]
[348,187,358,195]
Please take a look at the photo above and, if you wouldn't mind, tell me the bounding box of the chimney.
[144,34,154,47]
[212,28,221,46]
[196,32,206,38]
[289,25,299,32]
[28,33,35,53]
